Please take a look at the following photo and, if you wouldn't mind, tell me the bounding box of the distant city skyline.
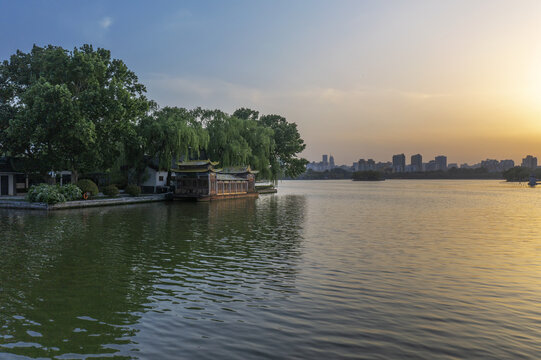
[308,152,540,173]
[307,152,532,168]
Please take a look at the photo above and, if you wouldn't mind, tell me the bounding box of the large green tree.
[197,108,274,179]
[199,109,253,166]
[0,44,151,181]
[234,108,308,179]
[125,106,209,184]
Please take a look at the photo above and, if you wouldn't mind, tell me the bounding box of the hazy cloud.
[99,16,113,29]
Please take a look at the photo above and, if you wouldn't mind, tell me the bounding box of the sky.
[2,0,541,165]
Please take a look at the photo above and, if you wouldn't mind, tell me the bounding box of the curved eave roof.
[176,160,219,167]
[172,168,222,173]
[221,166,258,175]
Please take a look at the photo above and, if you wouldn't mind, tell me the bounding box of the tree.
[4,79,95,176]
[503,166,531,182]
[232,107,260,122]
[0,44,151,182]
[197,108,274,178]
[125,107,209,184]
[247,111,308,179]
[201,109,253,166]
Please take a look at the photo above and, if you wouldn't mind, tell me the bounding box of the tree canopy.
[0,45,308,184]
[234,108,308,179]
[124,106,210,182]
[0,44,151,181]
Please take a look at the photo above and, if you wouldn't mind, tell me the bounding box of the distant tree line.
[0,44,307,184]
[502,166,540,182]
[296,168,352,180]
[352,170,384,181]
[297,167,507,180]
[388,167,502,180]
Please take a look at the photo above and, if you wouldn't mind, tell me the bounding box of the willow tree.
[238,117,274,179]
[125,107,209,184]
[143,107,208,168]
[198,109,274,178]
[197,109,251,166]
[233,108,308,180]
[0,44,151,181]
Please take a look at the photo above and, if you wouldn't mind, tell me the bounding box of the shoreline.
[0,193,169,211]
[0,188,279,211]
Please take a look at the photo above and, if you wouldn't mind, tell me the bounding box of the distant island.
[352,171,385,181]
[296,166,541,182]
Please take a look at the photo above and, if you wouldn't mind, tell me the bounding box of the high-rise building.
[435,155,447,171]
[367,159,375,170]
[329,155,335,168]
[499,160,515,171]
[425,160,437,171]
[322,154,328,164]
[392,154,406,173]
[481,159,499,172]
[358,159,366,171]
[411,154,422,172]
[521,155,537,169]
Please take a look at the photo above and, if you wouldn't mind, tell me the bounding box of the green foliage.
[503,166,534,182]
[199,109,272,179]
[76,179,99,196]
[232,108,260,121]
[0,46,308,185]
[102,184,119,197]
[26,184,66,204]
[200,109,253,167]
[388,167,502,179]
[233,109,308,180]
[298,168,352,180]
[58,183,83,201]
[352,171,385,181]
[0,44,152,178]
[125,107,209,182]
[125,184,141,197]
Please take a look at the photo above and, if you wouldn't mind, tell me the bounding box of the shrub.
[113,177,128,190]
[125,184,141,197]
[58,184,82,201]
[26,184,66,204]
[102,184,119,197]
[77,179,99,197]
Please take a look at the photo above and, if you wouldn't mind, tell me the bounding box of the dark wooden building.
[173,160,258,201]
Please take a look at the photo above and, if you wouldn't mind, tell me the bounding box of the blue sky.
[2,1,541,164]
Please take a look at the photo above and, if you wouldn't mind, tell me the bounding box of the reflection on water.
[1,180,540,359]
[0,196,306,359]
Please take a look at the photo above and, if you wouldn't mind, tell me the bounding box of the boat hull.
[173,192,259,201]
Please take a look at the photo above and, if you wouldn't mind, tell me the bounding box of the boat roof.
[173,160,259,175]
[216,174,247,181]
[173,159,220,173]
[177,160,219,167]
[221,166,259,174]
[172,168,222,173]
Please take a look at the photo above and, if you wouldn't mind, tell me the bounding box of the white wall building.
[141,166,169,193]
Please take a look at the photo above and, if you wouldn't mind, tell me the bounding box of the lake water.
[0,180,540,359]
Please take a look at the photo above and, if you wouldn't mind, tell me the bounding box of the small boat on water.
[172,160,259,201]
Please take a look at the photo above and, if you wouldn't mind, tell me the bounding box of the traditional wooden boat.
[172,160,259,201]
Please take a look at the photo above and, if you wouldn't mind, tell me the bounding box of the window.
[159,176,164,181]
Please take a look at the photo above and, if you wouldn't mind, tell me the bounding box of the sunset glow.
[2,0,541,164]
